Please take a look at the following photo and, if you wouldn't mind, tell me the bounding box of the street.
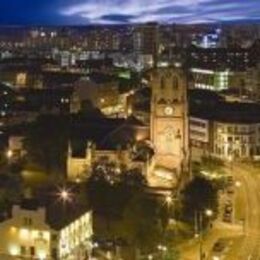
[226,163,260,260]
[179,162,260,260]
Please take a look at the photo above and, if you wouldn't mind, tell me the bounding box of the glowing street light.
[57,187,73,204]
[235,181,242,188]
[165,195,173,206]
[205,209,213,217]
[6,149,13,159]
[194,209,214,260]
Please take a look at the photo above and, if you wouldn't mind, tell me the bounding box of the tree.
[120,168,147,189]
[122,192,163,253]
[86,164,147,223]
[162,247,180,260]
[23,115,69,175]
[200,156,226,176]
[180,177,218,227]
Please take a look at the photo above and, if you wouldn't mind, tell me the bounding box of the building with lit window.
[66,117,149,182]
[189,117,211,161]
[190,99,260,161]
[133,23,158,55]
[213,120,260,160]
[70,73,134,118]
[0,200,93,260]
[0,202,52,260]
[190,68,246,92]
[187,45,254,71]
[58,211,93,260]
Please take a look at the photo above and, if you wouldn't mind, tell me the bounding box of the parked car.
[211,238,230,259]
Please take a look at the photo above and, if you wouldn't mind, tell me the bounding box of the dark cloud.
[0,0,259,24]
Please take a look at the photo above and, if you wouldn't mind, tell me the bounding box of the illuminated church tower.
[150,67,189,186]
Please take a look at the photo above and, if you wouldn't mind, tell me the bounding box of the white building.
[190,101,260,161]
[213,121,260,160]
[189,117,211,161]
[0,202,93,260]
[0,204,53,259]
[58,211,93,260]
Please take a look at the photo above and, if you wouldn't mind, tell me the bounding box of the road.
[179,162,260,260]
[226,162,260,260]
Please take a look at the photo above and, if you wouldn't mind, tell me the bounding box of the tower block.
[149,67,189,186]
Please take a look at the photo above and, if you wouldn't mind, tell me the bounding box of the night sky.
[0,0,260,25]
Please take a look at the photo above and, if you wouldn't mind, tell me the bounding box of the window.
[241,145,246,156]
[52,234,58,241]
[227,127,233,133]
[21,246,26,255]
[161,77,165,89]
[52,248,58,259]
[235,136,240,142]
[227,136,233,142]
[190,120,206,128]
[23,217,32,226]
[172,76,178,89]
[30,246,35,256]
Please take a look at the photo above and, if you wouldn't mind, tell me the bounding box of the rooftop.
[191,101,260,124]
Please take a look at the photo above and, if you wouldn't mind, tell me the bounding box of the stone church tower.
[150,67,189,186]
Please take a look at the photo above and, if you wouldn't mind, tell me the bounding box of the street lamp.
[157,244,167,258]
[235,180,242,188]
[57,187,73,204]
[6,149,13,159]
[165,195,173,206]
[194,209,214,260]
[205,209,213,217]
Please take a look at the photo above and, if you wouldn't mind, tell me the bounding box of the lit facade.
[70,78,129,117]
[58,211,93,260]
[0,205,52,259]
[189,116,260,161]
[67,142,146,182]
[246,64,260,101]
[189,117,211,161]
[149,68,189,185]
[191,68,232,91]
[213,122,260,160]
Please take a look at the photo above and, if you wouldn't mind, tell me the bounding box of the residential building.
[0,200,93,260]
[190,99,260,161]
[0,203,53,260]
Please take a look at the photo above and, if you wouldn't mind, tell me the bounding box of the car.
[225,176,234,186]
[224,205,233,213]
[225,200,232,207]
[212,241,226,252]
[223,213,232,223]
[226,187,234,194]
[211,238,230,260]
[226,176,234,183]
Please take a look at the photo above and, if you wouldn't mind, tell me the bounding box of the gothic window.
[161,77,166,90]
[172,76,179,89]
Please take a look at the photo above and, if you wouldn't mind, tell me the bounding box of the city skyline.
[0,0,260,25]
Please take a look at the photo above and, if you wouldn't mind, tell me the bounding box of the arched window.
[161,77,165,89]
[172,76,179,89]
